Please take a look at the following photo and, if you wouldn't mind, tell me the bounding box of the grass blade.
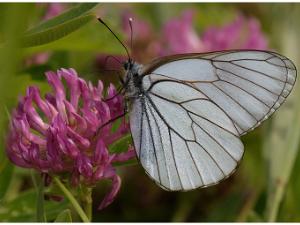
[264,26,300,221]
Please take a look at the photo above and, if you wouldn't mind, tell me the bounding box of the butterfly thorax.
[123,60,143,99]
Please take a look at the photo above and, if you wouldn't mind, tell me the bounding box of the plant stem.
[53,177,90,222]
[31,171,46,222]
[83,187,93,222]
[37,176,46,222]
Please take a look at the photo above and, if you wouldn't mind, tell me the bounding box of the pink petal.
[98,173,121,210]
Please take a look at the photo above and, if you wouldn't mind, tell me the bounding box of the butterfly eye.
[123,62,129,70]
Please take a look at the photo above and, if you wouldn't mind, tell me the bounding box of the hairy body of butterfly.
[121,50,297,191]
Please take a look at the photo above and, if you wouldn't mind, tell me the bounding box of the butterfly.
[98,18,297,191]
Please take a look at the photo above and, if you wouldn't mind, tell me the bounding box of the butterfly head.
[123,59,133,71]
[98,17,143,88]
[123,59,142,77]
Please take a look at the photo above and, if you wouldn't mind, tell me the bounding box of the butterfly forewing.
[143,50,297,135]
[130,50,297,191]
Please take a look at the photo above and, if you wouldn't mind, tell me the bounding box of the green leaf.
[22,14,96,47]
[109,134,132,154]
[27,3,98,34]
[55,209,72,222]
[23,21,125,55]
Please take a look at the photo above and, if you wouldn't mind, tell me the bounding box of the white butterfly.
[99,19,297,191]
[125,50,297,191]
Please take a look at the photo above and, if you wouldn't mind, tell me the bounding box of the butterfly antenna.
[97,17,131,61]
[129,17,133,51]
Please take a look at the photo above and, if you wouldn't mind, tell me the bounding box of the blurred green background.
[0,3,300,222]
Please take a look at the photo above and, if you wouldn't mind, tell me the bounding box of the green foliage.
[0,189,68,222]
[0,160,14,201]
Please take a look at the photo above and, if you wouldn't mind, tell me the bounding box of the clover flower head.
[162,10,204,55]
[6,68,135,209]
[201,14,268,51]
[161,10,268,55]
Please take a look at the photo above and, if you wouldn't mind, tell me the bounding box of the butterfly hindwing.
[130,79,244,191]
